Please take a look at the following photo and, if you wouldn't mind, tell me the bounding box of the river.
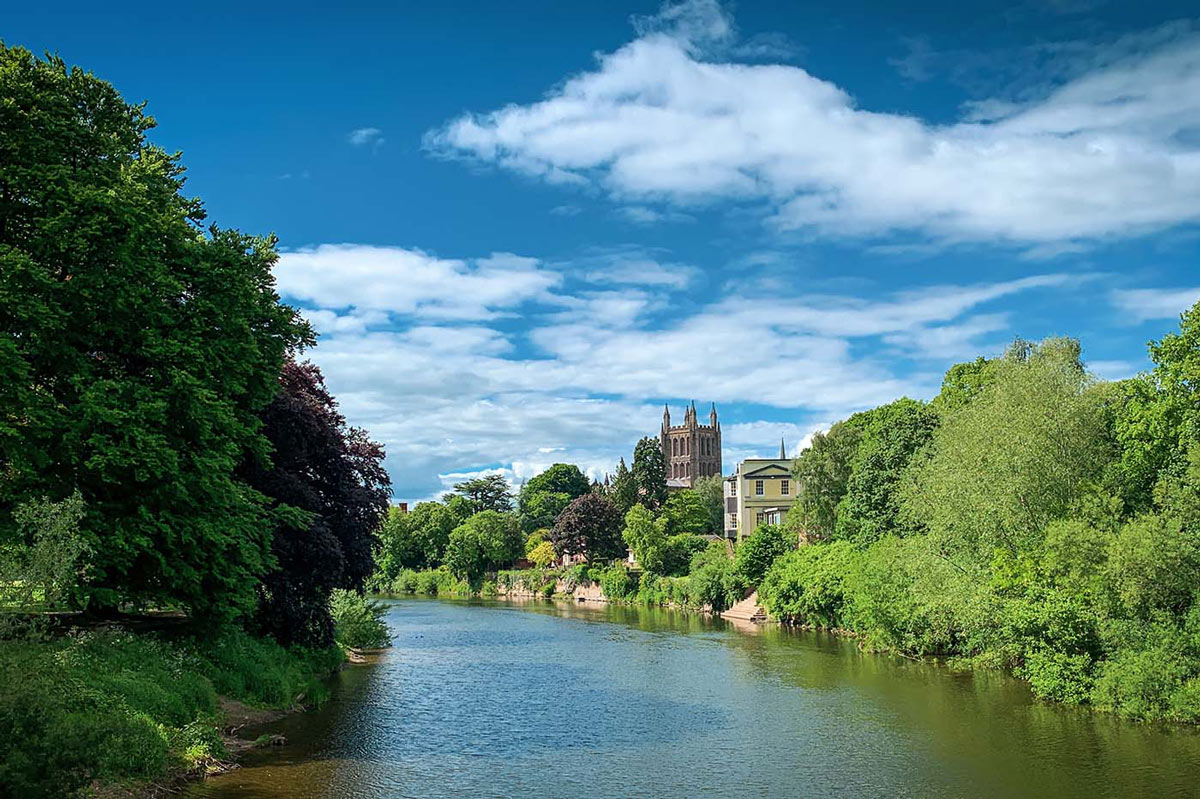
[185,597,1200,798]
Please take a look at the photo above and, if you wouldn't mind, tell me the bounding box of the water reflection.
[186,598,1200,799]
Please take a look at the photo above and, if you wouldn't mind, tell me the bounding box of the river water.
[186,598,1200,799]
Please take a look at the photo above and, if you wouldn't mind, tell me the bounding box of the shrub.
[735,524,793,585]
[599,564,637,600]
[759,541,859,627]
[330,590,392,649]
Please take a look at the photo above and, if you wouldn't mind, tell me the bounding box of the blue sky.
[7,0,1200,501]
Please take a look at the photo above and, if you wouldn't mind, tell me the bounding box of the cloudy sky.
[12,0,1199,501]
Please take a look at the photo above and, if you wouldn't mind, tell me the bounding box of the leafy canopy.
[0,45,312,618]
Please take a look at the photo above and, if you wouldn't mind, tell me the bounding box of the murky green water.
[186,598,1200,798]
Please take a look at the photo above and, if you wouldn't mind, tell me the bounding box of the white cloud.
[347,127,384,147]
[1110,286,1200,322]
[275,245,561,320]
[427,5,1200,247]
[280,243,1077,499]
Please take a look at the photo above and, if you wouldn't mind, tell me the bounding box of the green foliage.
[692,474,725,534]
[835,398,939,543]
[632,437,668,510]
[621,504,671,573]
[527,539,557,568]
[445,511,523,587]
[931,356,997,414]
[1106,513,1200,618]
[759,541,860,628]
[1,492,88,631]
[791,419,863,539]
[664,489,716,535]
[734,523,793,585]
[0,46,312,619]
[598,563,637,601]
[904,342,1111,563]
[518,464,591,531]
[687,541,745,612]
[661,533,708,577]
[330,590,392,649]
[0,628,340,798]
[519,490,571,534]
[447,474,514,513]
[609,458,639,515]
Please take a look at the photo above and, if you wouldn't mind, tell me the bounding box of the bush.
[599,564,637,601]
[759,540,859,627]
[689,542,744,612]
[735,524,793,585]
[330,590,391,649]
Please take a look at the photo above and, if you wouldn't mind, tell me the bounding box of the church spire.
[662,403,671,430]
[779,437,787,459]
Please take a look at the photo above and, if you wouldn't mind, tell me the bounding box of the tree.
[518,464,590,532]
[520,463,591,502]
[243,360,390,647]
[448,474,514,513]
[835,398,939,543]
[734,523,793,585]
[609,458,639,515]
[551,494,625,562]
[904,340,1112,565]
[692,474,725,535]
[664,489,715,534]
[402,501,459,568]
[374,506,418,581]
[632,437,668,510]
[445,511,523,586]
[519,490,571,533]
[0,46,312,618]
[622,504,670,572]
[527,540,557,568]
[792,420,862,539]
[931,357,997,415]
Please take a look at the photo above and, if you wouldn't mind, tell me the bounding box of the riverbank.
[0,626,346,799]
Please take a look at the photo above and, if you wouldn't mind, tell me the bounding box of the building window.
[756,512,765,525]
[781,479,789,495]
[755,480,764,496]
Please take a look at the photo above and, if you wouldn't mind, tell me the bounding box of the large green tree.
[904,339,1111,564]
[0,46,310,618]
[632,437,668,510]
[444,511,523,586]
[835,398,939,543]
[791,419,863,540]
[447,474,514,513]
[664,489,715,535]
[518,463,590,531]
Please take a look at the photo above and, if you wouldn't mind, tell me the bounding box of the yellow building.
[723,440,796,540]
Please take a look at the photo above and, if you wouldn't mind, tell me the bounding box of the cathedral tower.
[660,401,722,488]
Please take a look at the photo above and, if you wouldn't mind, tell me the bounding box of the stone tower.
[660,401,722,488]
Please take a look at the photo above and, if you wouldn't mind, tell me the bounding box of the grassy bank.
[0,627,345,799]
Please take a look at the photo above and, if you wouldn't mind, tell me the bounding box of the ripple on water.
[185,598,1200,799]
